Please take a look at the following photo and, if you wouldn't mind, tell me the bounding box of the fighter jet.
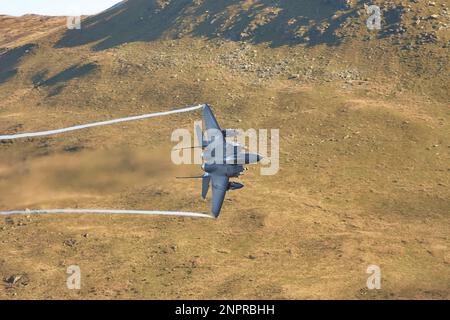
[178,104,263,218]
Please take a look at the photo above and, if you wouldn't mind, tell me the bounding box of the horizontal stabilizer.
[202,175,211,199]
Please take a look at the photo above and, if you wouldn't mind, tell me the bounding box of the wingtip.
[211,210,221,219]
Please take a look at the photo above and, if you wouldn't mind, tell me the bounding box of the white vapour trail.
[0,209,212,218]
[0,104,210,218]
[0,104,205,140]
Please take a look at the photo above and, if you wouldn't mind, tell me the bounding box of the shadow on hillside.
[0,43,36,84]
[55,0,357,51]
[32,63,98,96]
[32,63,97,87]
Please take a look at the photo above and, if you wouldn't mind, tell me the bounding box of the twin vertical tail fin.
[177,109,211,200]
[196,123,208,149]
[172,125,204,151]
[176,174,211,200]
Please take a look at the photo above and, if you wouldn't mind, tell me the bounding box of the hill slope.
[0,0,449,299]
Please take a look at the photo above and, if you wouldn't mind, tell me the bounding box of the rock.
[4,274,29,286]
[64,145,83,153]
[63,239,78,247]
[4,275,21,285]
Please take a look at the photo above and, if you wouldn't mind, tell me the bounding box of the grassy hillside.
[0,0,448,299]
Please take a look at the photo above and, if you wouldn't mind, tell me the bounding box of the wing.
[203,104,222,132]
[211,175,229,218]
[203,105,226,163]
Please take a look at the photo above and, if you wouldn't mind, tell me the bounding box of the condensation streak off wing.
[0,104,212,218]
[0,210,212,218]
[0,104,205,140]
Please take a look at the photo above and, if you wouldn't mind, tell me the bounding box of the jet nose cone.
[243,153,263,164]
[257,154,264,162]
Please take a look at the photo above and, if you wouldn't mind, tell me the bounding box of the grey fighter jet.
[179,104,263,218]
